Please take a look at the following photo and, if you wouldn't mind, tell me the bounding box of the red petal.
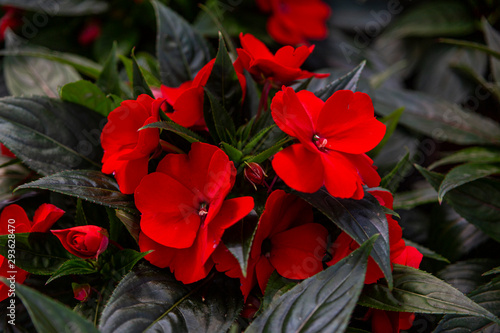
[393,246,423,269]
[192,59,215,87]
[274,45,312,68]
[239,33,274,60]
[0,204,31,234]
[161,81,194,105]
[349,154,381,188]
[295,90,324,126]
[255,257,275,293]
[103,152,149,194]
[139,232,175,268]
[272,144,324,193]
[31,203,65,232]
[321,151,363,199]
[168,86,205,128]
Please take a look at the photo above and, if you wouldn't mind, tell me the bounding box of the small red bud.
[72,283,91,302]
[244,162,267,189]
[240,295,261,319]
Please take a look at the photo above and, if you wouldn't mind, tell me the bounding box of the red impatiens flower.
[271,87,386,199]
[237,33,328,87]
[256,0,331,45]
[327,190,422,284]
[213,190,328,299]
[135,142,254,284]
[52,225,109,259]
[0,203,64,301]
[101,94,160,194]
[157,58,246,129]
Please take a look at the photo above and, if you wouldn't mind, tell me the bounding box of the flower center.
[159,99,175,114]
[199,203,209,226]
[261,238,272,258]
[313,134,328,152]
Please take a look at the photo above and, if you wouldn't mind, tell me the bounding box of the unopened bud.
[244,162,267,189]
[72,283,91,302]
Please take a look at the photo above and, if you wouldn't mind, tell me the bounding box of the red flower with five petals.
[213,190,328,299]
[271,87,386,199]
[0,204,64,301]
[101,94,160,194]
[135,142,254,284]
[237,33,328,87]
[256,0,331,45]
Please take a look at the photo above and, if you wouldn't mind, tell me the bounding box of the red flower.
[271,87,385,199]
[157,58,246,129]
[72,283,91,302]
[213,190,328,299]
[237,33,328,87]
[135,142,254,284]
[0,204,64,301]
[101,94,160,194]
[0,7,23,42]
[370,309,415,333]
[52,225,109,259]
[256,0,331,45]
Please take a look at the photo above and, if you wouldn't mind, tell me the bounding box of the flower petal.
[31,203,65,233]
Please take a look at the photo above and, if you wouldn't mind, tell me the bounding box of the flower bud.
[244,162,267,189]
[52,225,109,259]
[72,283,91,302]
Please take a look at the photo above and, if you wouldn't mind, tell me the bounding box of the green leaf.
[483,266,500,276]
[0,0,108,15]
[16,170,136,213]
[221,210,259,278]
[416,165,500,243]
[370,107,405,157]
[438,259,500,295]
[204,88,236,144]
[0,96,103,175]
[0,232,73,275]
[96,43,122,96]
[483,18,500,82]
[60,80,116,117]
[297,189,392,289]
[393,185,438,210]
[359,264,500,324]
[260,272,297,312]
[4,32,81,98]
[100,249,149,281]
[242,125,275,155]
[373,88,500,146]
[205,33,243,120]
[404,239,450,263]
[380,151,412,193]
[435,276,500,332]
[220,142,243,164]
[314,60,366,101]
[131,53,154,99]
[0,280,100,333]
[382,1,474,38]
[46,259,98,284]
[429,147,500,170]
[99,263,242,333]
[152,0,211,86]
[114,209,140,243]
[244,137,289,165]
[438,163,500,202]
[246,236,376,333]
[142,120,206,143]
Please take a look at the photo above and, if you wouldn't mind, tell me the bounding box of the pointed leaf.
[315,60,366,101]
[438,259,500,295]
[0,280,100,333]
[438,163,500,202]
[96,43,121,96]
[204,88,236,144]
[370,106,405,157]
[0,96,103,175]
[46,259,98,284]
[242,125,275,155]
[429,147,500,170]
[245,236,376,333]
[152,0,211,86]
[220,142,243,164]
[297,189,392,289]
[142,120,206,143]
[60,80,116,117]
[131,53,154,98]
[16,170,136,213]
[99,263,242,333]
[374,88,500,145]
[100,249,150,281]
[404,240,450,263]
[359,264,500,325]
[0,232,73,275]
[393,185,438,210]
[380,151,411,193]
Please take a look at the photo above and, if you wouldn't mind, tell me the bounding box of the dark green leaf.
[374,88,500,146]
[0,0,108,15]
[142,120,206,143]
[220,142,242,164]
[96,43,122,96]
[393,185,438,210]
[221,210,258,278]
[204,88,236,144]
[0,96,103,175]
[17,170,136,213]
[244,137,289,165]
[297,189,392,289]
[60,80,116,117]
[380,151,412,193]
[314,60,366,101]
[0,280,100,333]
[100,249,149,281]
[429,147,500,170]
[0,232,73,275]
[246,236,376,333]
[153,0,211,86]
[435,276,500,332]
[404,239,450,263]
[99,263,242,333]
[359,264,500,324]
[438,259,500,295]
[46,259,98,284]
[242,125,275,155]
[370,107,405,157]
[438,163,500,202]
[132,54,154,98]
[483,18,500,82]
[416,165,500,243]
[260,272,297,312]
[4,32,81,98]
[483,266,500,276]
[114,209,140,243]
